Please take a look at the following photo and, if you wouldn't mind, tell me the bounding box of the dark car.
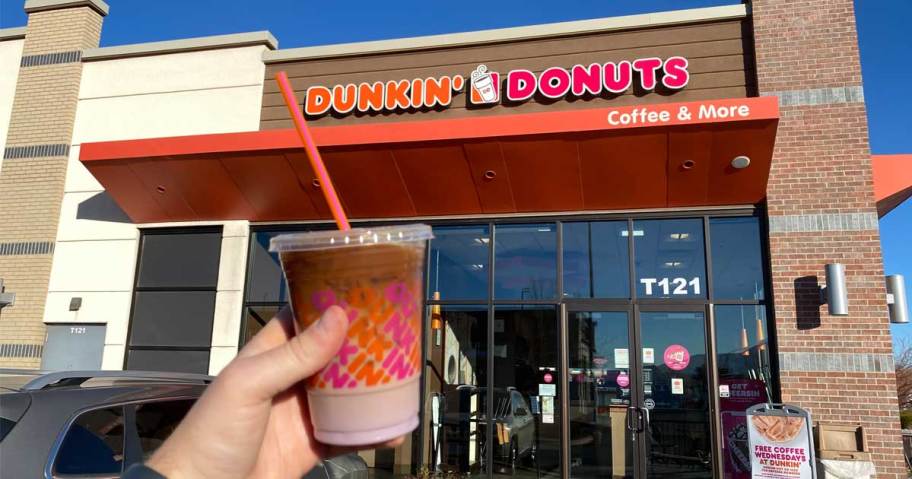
[0,369,367,479]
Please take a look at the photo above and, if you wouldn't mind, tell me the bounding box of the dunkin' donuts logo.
[302,56,689,116]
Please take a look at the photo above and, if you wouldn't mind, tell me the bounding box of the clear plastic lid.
[269,223,434,253]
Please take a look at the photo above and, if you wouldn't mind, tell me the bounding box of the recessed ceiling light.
[621,230,645,237]
[663,261,683,268]
[669,233,690,240]
[731,156,751,169]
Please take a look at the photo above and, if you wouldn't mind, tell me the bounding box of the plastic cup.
[270,224,433,446]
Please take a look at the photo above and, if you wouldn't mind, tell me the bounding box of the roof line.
[0,26,27,42]
[24,0,108,17]
[264,4,747,64]
[82,31,278,62]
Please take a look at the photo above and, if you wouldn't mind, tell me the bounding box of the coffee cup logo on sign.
[471,65,499,104]
[663,344,691,371]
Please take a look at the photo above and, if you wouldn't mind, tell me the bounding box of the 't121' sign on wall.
[303,56,690,116]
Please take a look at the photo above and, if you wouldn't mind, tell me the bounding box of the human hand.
[146,306,404,478]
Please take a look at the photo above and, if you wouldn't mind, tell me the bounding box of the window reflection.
[494,224,557,300]
[563,222,631,299]
[715,305,772,479]
[634,219,706,299]
[428,226,490,300]
[710,217,766,300]
[494,306,560,478]
[423,306,487,477]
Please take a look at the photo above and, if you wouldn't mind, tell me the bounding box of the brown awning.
[80,97,780,223]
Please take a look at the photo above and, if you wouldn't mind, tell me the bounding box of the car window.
[511,391,528,415]
[134,399,194,459]
[54,407,125,476]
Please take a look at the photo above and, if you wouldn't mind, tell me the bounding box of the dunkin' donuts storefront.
[2,1,907,477]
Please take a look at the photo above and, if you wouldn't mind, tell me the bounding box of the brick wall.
[0,5,103,368]
[752,0,906,476]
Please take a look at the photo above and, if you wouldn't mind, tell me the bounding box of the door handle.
[626,406,638,432]
[640,408,649,431]
[626,406,645,433]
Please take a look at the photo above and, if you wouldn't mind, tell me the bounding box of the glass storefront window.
[239,214,771,478]
[493,306,560,478]
[714,305,773,479]
[562,222,631,299]
[246,231,290,304]
[423,306,487,477]
[494,224,557,300]
[428,226,490,300]
[710,217,766,301]
[633,219,706,299]
[242,305,281,346]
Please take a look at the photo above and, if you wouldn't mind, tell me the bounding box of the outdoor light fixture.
[886,274,909,324]
[731,155,751,169]
[0,279,15,311]
[69,297,82,312]
[822,263,849,316]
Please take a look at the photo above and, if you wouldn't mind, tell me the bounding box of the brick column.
[751,0,905,475]
[0,0,106,368]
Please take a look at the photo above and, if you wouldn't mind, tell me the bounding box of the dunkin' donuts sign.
[303,56,690,116]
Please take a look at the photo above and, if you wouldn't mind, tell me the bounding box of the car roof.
[0,369,213,393]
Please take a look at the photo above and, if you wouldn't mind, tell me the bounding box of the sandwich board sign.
[746,403,816,479]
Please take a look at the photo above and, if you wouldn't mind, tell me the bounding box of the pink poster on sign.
[663,344,690,370]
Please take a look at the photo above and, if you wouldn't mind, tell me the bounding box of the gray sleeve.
[122,463,167,479]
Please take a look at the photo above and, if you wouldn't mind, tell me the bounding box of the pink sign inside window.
[663,344,691,371]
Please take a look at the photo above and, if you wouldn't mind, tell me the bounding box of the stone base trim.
[768,212,878,233]
[3,144,70,159]
[763,86,864,106]
[0,241,55,256]
[20,50,81,67]
[779,352,894,373]
[0,343,44,359]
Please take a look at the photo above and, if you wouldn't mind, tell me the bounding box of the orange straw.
[275,71,351,231]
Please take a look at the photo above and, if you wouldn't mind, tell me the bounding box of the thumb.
[244,305,349,399]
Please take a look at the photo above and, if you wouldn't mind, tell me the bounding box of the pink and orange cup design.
[308,281,422,390]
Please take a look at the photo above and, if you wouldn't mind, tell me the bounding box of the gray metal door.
[41,324,106,370]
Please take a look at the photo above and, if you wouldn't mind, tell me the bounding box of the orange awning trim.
[79,97,780,224]
[873,154,912,217]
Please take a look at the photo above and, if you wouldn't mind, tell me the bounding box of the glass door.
[636,307,713,478]
[565,305,714,479]
[566,309,635,479]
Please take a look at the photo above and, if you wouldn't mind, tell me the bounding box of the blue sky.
[1,1,909,348]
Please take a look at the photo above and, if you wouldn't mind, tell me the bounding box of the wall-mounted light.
[822,263,849,316]
[887,275,908,324]
[0,279,15,311]
[69,297,82,312]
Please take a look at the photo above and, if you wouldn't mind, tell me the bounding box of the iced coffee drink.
[270,224,432,446]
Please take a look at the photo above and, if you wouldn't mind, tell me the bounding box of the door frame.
[562,301,720,479]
